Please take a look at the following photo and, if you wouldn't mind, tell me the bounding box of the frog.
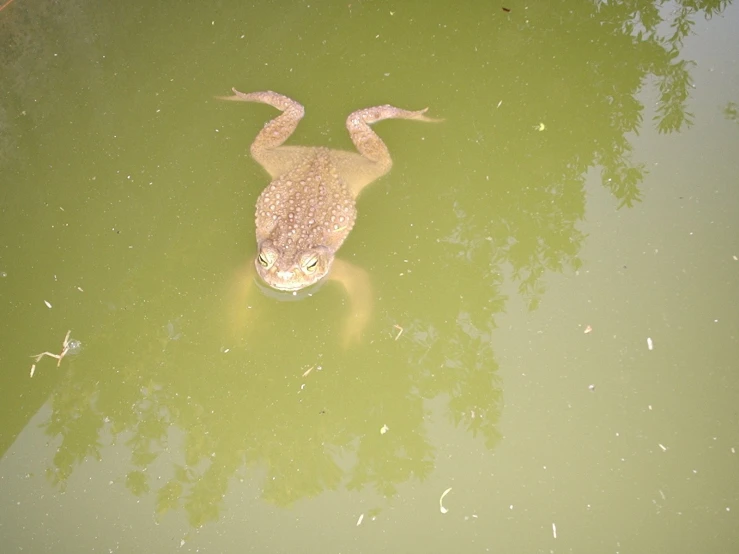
[218,89,438,343]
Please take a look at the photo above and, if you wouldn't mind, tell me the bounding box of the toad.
[219,89,437,342]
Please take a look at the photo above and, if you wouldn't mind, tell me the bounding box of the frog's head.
[255,240,333,291]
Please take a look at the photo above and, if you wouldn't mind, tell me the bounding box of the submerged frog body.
[219,89,437,291]
[219,89,437,343]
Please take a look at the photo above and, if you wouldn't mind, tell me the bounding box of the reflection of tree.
[17,0,729,532]
[725,102,739,124]
[422,0,731,312]
[411,312,504,449]
[39,278,504,527]
[653,56,695,134]
[44,372,105,488]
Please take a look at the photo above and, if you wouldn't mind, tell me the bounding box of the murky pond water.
[1,0,738,552]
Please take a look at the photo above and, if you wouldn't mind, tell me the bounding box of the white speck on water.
[44,300,52,308]
[647,337,654,350]
[439,487,452,514]
[356,513,364,526]
[552,523,557,538]
[658,443,668,452]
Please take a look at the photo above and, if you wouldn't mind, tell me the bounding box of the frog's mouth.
[254,274,328,301]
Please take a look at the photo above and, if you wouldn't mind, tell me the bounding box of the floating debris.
[356,513,364,526]
[647,337,654,350]
[439,487,453,514]
[380,424,389,435]
[393,324,404,341]
[588,384,596,391]
[552,522,557,538]
[584,325,593,334]
[302,365,315,377]
[44,300,52,309]
[658,443,668,452]
[29,330,80,377]
[0,0,17,14]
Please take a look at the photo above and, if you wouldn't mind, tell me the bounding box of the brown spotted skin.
[218,89,437,292]
[254,148,356,290]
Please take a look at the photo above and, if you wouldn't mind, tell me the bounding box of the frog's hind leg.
[217,89,306,178]
[341,105,439,198]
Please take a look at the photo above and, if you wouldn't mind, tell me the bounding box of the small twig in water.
[29,330,72,377]
[0,0,17,14]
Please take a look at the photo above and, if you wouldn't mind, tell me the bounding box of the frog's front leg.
[340,104,440,197]
[329,258,372,347]
[224,259,259,344]
[217,89,305,178]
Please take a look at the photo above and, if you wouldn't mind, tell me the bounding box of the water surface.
[1,0,738,552]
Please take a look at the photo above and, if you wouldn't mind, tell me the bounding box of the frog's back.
[255,147,357,255]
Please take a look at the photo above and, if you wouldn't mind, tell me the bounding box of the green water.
[1,0,738,551]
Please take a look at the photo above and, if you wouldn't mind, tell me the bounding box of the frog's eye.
[257,253,269,267]
[304,256,319,273]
